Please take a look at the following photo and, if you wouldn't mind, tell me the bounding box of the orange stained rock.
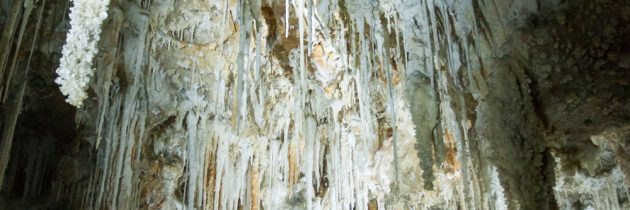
[444,129,460,172]
[288,141,299,197]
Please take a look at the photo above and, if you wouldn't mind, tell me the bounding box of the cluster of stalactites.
[55,0,110,107]
[55,0,557,209]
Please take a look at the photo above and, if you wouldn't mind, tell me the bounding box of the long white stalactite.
[52,0,520,209]
[50,0,630,209]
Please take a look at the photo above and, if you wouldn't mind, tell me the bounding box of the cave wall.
[0,0,629,209]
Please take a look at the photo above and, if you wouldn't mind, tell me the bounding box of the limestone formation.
[0,0,628,209]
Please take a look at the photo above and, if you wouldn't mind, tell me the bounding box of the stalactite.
[0,0,25,92]
[0,0,45,190]
[71,0,497,208]
[0,0,23,189]
[2,0,35,102]
[31,0,630,209]
[55,0,111,107]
